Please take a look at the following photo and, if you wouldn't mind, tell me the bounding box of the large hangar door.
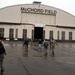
[34,27,43,39]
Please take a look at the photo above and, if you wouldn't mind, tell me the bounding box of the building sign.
[33,24,45,27]
[21,7,57,16]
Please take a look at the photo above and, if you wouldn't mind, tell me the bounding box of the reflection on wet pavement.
[2,41,75,75]
[23,50,29,57]
[6,42,75,57]
[4,41,75,58]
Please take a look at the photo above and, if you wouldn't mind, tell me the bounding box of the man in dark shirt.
[23,38,29,50]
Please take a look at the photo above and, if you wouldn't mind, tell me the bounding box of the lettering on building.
[21,7,57,16]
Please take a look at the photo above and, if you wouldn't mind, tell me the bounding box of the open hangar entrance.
[34,27,43,40]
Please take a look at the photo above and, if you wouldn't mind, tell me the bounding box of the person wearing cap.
[0,37,6,72]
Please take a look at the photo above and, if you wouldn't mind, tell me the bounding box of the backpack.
[43,41,48,48]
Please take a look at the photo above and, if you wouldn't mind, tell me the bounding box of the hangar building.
[0,1,75,41]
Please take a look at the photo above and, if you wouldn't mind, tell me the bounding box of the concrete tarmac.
[1,41,75,75]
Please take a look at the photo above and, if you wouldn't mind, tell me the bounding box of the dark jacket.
[0,42,5,54]
[24,39,29,45]
[38,40,42,44]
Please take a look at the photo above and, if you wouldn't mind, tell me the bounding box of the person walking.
[51,38,57,56]
[0,37,6,72]
[43,40,49,57]
[23,38,29,51]
[38,39,42,48]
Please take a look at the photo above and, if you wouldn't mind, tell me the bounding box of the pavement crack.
[18,57,32,75]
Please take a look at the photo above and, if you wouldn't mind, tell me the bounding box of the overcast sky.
[0,0,75,16]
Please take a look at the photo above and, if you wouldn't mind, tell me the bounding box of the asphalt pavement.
[0,41,75,75]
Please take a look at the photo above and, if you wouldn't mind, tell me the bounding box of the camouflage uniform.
[0,54,4,71]
[43,40,49,57]
[0,40,6,71]
[51,38,57,55]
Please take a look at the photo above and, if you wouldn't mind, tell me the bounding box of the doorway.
[34,27,43,39]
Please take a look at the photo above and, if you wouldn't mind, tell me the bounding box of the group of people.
[43,38,57,56]
[0,37,57,72]
[23,38,57,56]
